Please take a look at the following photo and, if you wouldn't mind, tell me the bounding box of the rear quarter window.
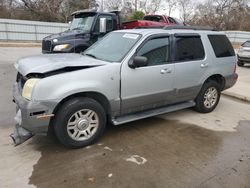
[208,35,235,58]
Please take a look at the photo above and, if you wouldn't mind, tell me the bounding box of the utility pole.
[135,0,137,11]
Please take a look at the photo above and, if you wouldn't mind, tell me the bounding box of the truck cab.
[42,10,120,53]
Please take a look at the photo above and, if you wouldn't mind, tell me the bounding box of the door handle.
[160,68,172,74]
[200,63,209,68]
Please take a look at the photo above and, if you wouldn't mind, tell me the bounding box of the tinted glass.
[137,37,170,66]
[175,36,205,61]
[208,35,235,57]
[144,16,163,22]
[242,41,250,47]
[84,32,141,62]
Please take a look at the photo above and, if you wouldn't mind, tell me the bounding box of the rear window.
[242,41,250,47]
[175,36,205,62]
[208,35,235,58]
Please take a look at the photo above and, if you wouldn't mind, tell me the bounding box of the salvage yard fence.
[0,18,68,42]
[225,31,250,44]
[0,18,250,44]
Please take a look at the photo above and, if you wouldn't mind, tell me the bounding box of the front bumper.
[12,83,57,139]
[237,55,250,63]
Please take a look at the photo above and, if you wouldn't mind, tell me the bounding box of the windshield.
[70,14,95,31]
[84,32,141,62]
[242,41,250,47]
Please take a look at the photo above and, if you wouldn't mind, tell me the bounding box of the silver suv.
[237,40,250,67]
[11,27,238,148]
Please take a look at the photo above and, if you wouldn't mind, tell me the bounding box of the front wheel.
[194,80,221,113]
[53,97,106,148]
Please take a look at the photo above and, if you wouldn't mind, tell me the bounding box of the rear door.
[173,33,208,102]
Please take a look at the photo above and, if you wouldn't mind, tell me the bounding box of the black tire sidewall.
[195,81,221,113]
[53,97,106,148]
[237,61,244,66]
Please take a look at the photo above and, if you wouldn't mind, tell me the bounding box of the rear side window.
[175,36,205,62]
[208,35,235,58]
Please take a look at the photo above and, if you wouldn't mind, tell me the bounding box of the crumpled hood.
[15,53,108,76]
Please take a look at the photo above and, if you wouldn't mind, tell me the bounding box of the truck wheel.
[237,61,244,67]
[194,80,221,113]
[53,97,106,148]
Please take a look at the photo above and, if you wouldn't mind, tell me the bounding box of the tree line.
[0,0,250,31]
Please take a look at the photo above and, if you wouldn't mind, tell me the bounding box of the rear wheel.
[194,80,221,113]
[53,97,106,148]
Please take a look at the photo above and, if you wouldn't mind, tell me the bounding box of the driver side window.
[137,37,170,66]
[94,15,113,33]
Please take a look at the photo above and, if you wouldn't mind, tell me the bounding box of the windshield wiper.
[84,53,97,59]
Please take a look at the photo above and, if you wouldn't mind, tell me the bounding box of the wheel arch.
[53,91,111,115]
[203,74,225,91]
[49,91,112,131]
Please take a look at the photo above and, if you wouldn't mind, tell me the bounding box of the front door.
[121,35,175,115]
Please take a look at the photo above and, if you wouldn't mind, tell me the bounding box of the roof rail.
[163,25,218,31]
[134,26,165,29]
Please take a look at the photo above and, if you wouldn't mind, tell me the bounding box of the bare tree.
[177,0,194,23]
[165,0,177,16]
[147,0,162,13]
[17,0,98,22]
[189,0,249,30]
[104,0,123,10]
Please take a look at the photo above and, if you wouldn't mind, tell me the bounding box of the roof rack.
[163,25,217,31]
[135,26,165,29]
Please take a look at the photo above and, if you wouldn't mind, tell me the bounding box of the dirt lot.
[0,47,250,188]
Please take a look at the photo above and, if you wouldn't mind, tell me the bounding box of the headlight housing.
[22,78,40,100]
[53,38,58,43]
[53,44,70,51]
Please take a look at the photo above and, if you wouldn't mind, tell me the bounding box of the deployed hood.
[15,53,108,76]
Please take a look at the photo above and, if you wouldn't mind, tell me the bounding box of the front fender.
[32,64,121,104]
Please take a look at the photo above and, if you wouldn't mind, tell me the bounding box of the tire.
[194,80,221,113]
[53,97,106,148]
[237,61,244,67]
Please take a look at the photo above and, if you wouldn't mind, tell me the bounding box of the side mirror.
[99,18,107,33]
[129,56,148,68]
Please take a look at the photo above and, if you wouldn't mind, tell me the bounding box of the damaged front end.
[10,110,33,146]
[10,125,33,146]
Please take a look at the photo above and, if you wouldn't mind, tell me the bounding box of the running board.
[112,101,195,125]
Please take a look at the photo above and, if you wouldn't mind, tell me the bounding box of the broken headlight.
[22,78,40,100]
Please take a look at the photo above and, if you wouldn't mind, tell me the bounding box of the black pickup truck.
[42,10,122,53]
